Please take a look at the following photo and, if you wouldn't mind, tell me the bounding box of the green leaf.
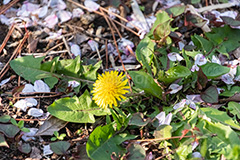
[18,120,24,128]
[10,118,18,126]
[161,65,191,84]
[201,63,230,79]
[153,125,172,139]
[200,107,240,130]
[153,20,171,41]
[10,55,45,83]
[128,112,151,127]
[86,124,135,160]
[192,35,213,53]
[200,86,218,103]
[220,86,240,97]
[149,11,172,36]
[0,124,20,138]
[81,61,102,81]
[135,37,154,74]
[228,102,240,118]
[129,71,163,99]
[48,90,110,123]
[0,115,11,123]
[50,141,70,155]
[126,143,146,160]
[165,5,186,17]
[21,128,30,133]
[197,119,240,156]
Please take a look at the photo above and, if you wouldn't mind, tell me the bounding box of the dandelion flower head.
[92,71,129,109]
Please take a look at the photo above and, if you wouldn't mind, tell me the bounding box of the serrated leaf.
[48,90,110,123]
[35,116,68,136]
[201,63,230,79]
[201,86,218,103]
[135,37,154,74]
[129,71,163,99]
[201,107,240,130]
[50,141,70,155]
[0,124,20,138]
[86,124,135,160]
[228,102,240,118]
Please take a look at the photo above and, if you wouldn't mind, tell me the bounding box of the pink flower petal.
[84,0,100,12]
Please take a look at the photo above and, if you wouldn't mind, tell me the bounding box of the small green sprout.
[51,131,66,141]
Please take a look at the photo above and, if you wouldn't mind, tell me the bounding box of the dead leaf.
[35,116,68,136]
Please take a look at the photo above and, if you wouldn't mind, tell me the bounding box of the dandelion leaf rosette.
[47,90,110,123]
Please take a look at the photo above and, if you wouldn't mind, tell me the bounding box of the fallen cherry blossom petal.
[192,152,202,158]
[44,14,58,28]
[43,145,53,156]
[14,99,28,112]
[186,95,203,103]
[168,52,184,62]
[88,40,99,51]
[22,84,35,94]
[192,141,199,150]
[155,112,172,126]
[25,98,38,107]
[173,99,186,111]
[72,8,84,18]
[108,7,119,19]
[33,80,50,92]
[48,0,66,10]
[84,0,100,12]
[0,77,11,86]
[58,10,72,23]
[3,0,11,5]
[46,29,62,40]
[33,6,48,18]
[211,55,221,64]
[70,43,81,57]
[185,100,196,110]
[169,84,183,94]
[21,128,38,141]
[68,80,80,88]
[28,108,44,117]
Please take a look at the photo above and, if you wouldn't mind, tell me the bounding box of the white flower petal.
[186,95,203,103]
[173,99,186,111]
[191,64,199,72]
[155,112,165,126]
[21,128,38,141]
[0,77,11,86]
[28,108,44,117]
[43,145,53,156]
[191,141,199,151]
[169,84,183,94]
[22,84,34,94]
[58,10,72,23]
[194,54,207,66]
[25,98,38,107]
[84,0,100,12]
[48,0,66,10]
[72,8,84,18]
[192,152,202,158]
[3,0,11,5]
[70,44,81,57]
[44,14,58,28]
[221,73,235,85]
[14,99,28,112]
[164,113,172,125]
[87,40,99,51]
[33,80,50,92]
[68,81,80,88]
[168,52,183,61]
[211,55,221,64]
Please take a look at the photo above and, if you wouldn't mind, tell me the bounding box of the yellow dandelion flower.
[92,71,129,109]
